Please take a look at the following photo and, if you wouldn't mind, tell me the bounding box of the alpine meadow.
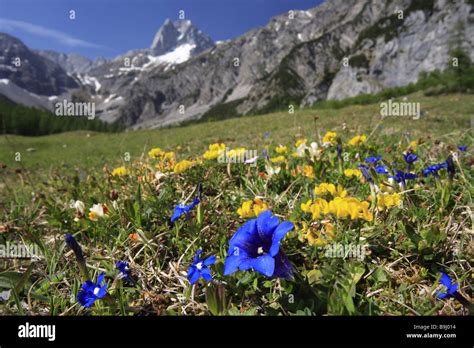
[0,0,473,323]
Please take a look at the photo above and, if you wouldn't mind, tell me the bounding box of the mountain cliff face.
[34,50,94,74]
[99,0,473,128]
[150,19,214,56]
[1,0,473,127]
[0,33,78,96]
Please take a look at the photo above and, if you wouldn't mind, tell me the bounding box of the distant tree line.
[0,97,123,136]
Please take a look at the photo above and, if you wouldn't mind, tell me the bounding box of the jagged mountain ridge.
[104,0,473,128]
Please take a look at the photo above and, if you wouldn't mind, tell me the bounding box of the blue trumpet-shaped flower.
[458,145,468,152]
[77,272,108,308]
[403,153,418,164]
[224,211,294,280]
[171,198,200,223]
[365,156,382,166]
[436,273,459,299]
[116,261,132,283]
[358,164,373,183]
[423,162,447,177]
[187,250,217,284]
[65,233,85,264]
[446,155,455,179]
[389,170,417,186]
[375,165,389,174]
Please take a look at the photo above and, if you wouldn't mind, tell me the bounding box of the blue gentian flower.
[446,155,455,180]
[403,153,418,164]
[263,132,271,139]
[436,273,459,299]
[171,198,200,223]
[423,162,447,177]
[375,165,389,174]
[223,211,294,280]
[65,234,85,264]
[358,164,373,183]
[389,170,417,186]
[365,156,382,165]
[77,272,108,308]
[187,250,217,284]
[116,261,132,282]
[458,146,468,152]
[336,144,343,159]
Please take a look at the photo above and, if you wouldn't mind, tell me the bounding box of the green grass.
[0,93,472,316]
[0,93,472,172]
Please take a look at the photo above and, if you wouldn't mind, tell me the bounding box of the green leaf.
[306,269,323,285]
[0,272,23,289]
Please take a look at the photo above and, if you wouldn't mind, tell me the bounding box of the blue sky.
[0,0,324,59]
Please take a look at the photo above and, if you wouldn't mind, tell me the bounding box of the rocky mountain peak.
[150,19,214,56]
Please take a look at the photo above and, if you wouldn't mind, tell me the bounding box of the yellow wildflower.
[275,145,288,154]
[270,155,286,163]
[203,143,226,160]
[112,166,128,177]
[295,138,307,147]
[322,131,337,145]
[301,199,313,213]
[292,165,315,178]
[377,193,402,211]
[348,135,367,146]
[174,159,195,174]
[344,168,362,178]
[325,197,373,222]
[148,147,164,158]
[314,183,347,198]
[253,198,269,216]
[163,151,175,160]
[237,198,269,218]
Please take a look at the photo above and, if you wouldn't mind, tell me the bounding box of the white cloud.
[0,18,107,49]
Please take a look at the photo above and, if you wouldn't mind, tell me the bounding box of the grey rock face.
[34,50,94,74]
[0,33,78,96]
[150,19,214,56]
[326,0,474,101]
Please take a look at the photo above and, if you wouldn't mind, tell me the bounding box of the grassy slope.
[0,93,472,172]
[0,92,472,316]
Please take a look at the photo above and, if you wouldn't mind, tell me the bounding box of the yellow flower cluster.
[314,183,347,198]
[270,155,286,163]
[291,165,315,179]
[322,131,337,145]
[111,166,128,177]
[203,143,226,160]
[301,221,335,247]
[226,148,246,158]
[348,135,367,146]
[376,193,401,211]
[174,159,197,174]
[301,196,373,222]
[295,138,307,147]
[275,145,288,154]
[148,147,164,158]
[237,198,269,218]
[344,168,362,178]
